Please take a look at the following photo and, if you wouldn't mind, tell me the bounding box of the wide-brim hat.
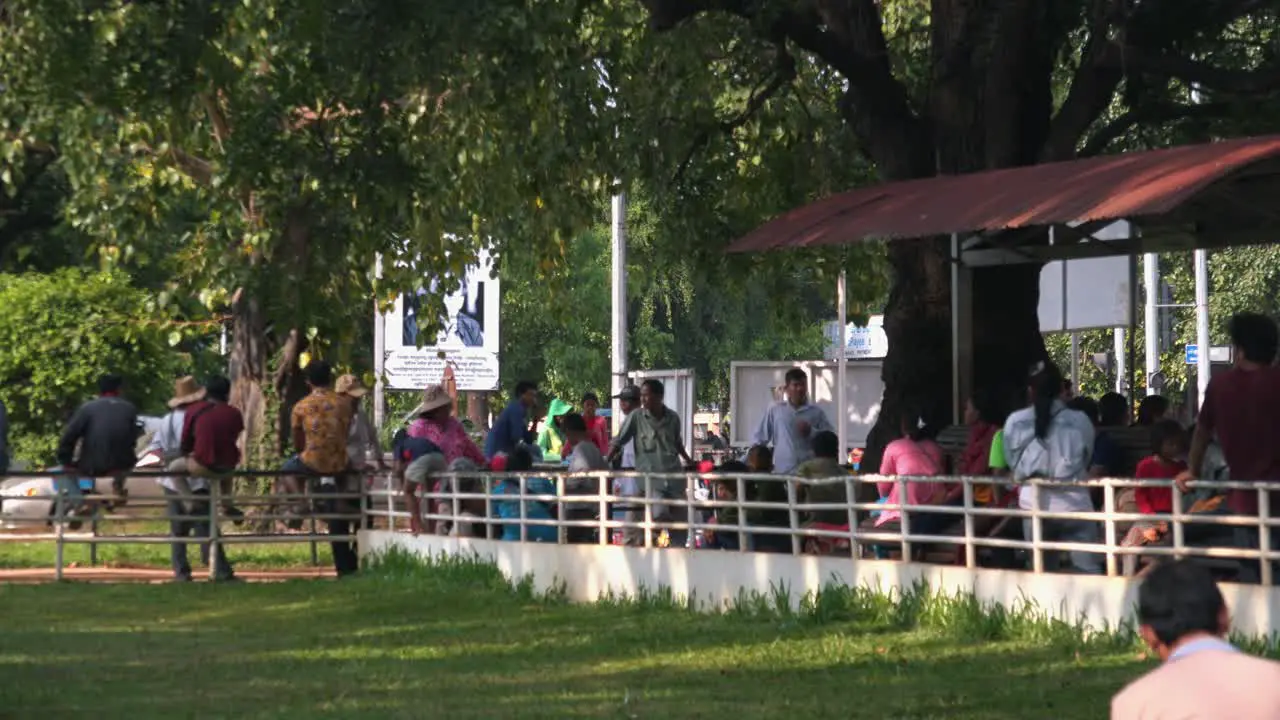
[335,374,368,398]
[168,376,207,409]
[411,384,452,417]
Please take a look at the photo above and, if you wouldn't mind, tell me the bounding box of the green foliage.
[0,269,186,465]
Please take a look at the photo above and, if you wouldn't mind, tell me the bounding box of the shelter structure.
[728,134,1280,438]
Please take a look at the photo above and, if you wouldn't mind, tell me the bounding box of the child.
[492,447,558,543]
[1134,419,1188,516]
[1122,419,1188,548]
[704,461,748,550]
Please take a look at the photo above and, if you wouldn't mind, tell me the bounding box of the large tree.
[626,0,1280,466]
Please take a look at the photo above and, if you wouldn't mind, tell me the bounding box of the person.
[751,368,833,475]
[492,447,558,542]
[873,411,947,533]
[704,460,749,551]
[484,380,541,459]
[336,374,385,475]
[1003,361,1102,574]
[180,375,247,523]
[173,375,244,581]
[1093,391,1129,478]
[1178,313,1280,519]
[744,444,789,552]
[1136,395,1171,426]
[403,451,446,536]
[407,385,485,466]
[536,398,573,459]
[610,385,642,546]
[608,379,695,547]
[959,388,1012,508]
[562,412,608,473]
[1110,560,1280,719]
[56,374,141,517]
[286,360,357,576]
[795,431,852,554]
[1121,419,1189,549]
[145,376,230,582]
[562,392,609,458]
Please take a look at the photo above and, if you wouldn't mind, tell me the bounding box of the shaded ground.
[0,566,334,583]
[0,558,1147,719]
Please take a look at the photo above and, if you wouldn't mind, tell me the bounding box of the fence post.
[962,478,975,569]
[209,478,222,579]
[786,478,800,556]
[306,480,319,567]
[1260,489,1272,587]
[846,476,858,560]
[484,476,494,541]
[643,475,653,549]
[686,472,697,550]
[54,491,65,582]
[1103,480,1117,577]
[598,473,608,547]
[387,471,396,532]
[1030,485,1044,574]
[90,513,99,567]
[555,474,566,545]
[740,476,749,554]
[896,476,912,561]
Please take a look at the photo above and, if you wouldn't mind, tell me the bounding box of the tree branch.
[673,43,797,183]
[1041,0,1127,161]
[1078,99,1250,157]
[1113,47,1280,94]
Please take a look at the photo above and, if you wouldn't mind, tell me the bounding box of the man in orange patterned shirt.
[285,360,356,575]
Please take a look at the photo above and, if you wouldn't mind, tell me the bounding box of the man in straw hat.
[143,376,236,582]
[336,374,385,474]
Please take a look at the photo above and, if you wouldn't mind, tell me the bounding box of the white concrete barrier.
[360,530,1280,637]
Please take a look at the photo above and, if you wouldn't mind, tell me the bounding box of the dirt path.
[0,566,336,584]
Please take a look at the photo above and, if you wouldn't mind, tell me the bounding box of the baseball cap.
[613,385,640,401]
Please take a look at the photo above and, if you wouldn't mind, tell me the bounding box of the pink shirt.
[876,438,945,526]
[407,417,485,467]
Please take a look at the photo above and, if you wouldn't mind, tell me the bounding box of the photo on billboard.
[380,250,500,392]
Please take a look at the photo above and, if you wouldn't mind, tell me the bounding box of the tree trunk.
[228,290,270,466]
[862,1,1055,471]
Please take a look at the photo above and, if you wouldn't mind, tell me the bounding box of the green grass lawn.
[0,553,1154,719]
[0,518,333,570]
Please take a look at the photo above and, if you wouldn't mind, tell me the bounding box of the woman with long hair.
[1002,361,1102,574]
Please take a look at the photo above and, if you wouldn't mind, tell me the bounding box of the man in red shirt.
[1178,313,1280,547]
[181,375,246,523]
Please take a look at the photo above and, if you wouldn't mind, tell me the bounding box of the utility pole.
[1143,253,1160,396]
[1194,250,1211,410]
[611,193,628,432]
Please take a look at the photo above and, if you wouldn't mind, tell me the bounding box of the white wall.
[361,530,1280,638]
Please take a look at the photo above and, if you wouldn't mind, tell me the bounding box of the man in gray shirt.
[752,368,834,474]
[609,379,695,546]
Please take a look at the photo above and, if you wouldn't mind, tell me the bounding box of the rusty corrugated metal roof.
[727,135,1280,253]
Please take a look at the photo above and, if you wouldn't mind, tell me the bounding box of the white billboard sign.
[823,314,887,360]
[1038,221,1133,333]
[381,250,501,391]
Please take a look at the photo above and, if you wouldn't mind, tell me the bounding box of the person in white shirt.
[612,385,641,545]
[144,377,233,582]
[1003,361,1101,574]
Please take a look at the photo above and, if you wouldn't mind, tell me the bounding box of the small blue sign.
[1185,344,1198,365]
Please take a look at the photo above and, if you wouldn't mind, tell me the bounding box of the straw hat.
[411,384,452,417]
[335,374,368,398]
[168,376,206,409]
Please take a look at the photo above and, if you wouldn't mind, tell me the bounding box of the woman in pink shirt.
[875,415,946,528]
[406,385,486,467]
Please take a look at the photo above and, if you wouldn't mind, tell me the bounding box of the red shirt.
[1134,455,1186,514]
[1199,366,1280,514]
[181,401,245,471]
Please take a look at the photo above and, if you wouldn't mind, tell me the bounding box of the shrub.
[0,269,185,465]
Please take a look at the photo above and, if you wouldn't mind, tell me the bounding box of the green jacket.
[536,398,573,459]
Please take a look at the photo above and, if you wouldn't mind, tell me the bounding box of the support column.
[610,193,628,433]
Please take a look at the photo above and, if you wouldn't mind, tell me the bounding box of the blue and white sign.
[1185,344,1199,365]
[824,315,888,360]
